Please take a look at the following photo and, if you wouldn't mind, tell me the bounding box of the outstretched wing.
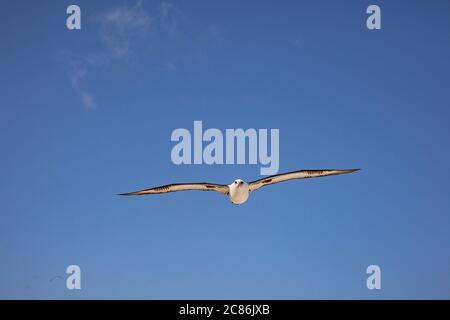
[119,182,229,196]
[249,169,359,192]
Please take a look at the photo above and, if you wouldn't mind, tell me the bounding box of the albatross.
[119,169,359,205]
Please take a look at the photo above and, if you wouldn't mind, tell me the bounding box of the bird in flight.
[119,169,359,205]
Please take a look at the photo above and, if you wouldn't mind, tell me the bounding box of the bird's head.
[230,179,248,190]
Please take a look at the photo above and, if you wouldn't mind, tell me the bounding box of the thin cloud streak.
[67,0,158,109]
[68,59,96,110]
[99,0,152,61]
[159,1,184,36]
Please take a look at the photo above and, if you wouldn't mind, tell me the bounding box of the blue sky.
[1,0,450,299]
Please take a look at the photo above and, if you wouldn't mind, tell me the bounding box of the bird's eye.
[240,181,243,184]
[234,181,237,184]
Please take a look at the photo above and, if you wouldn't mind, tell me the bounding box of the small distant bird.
[119,169,359,205]
[49,275,63,282]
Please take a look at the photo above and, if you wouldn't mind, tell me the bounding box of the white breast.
[228,183,250,204]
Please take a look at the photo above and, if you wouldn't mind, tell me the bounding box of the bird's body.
[228,179,250,204]
[120,169,359,205]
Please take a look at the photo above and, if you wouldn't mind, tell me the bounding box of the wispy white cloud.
[68,59,96,110]
[99,0,151,60]
[158,1,184,36]
[67,0,156,109]
[66,1,186,109]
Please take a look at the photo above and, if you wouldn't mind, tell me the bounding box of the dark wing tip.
[118,192,139,196]
[341,169,360,174]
